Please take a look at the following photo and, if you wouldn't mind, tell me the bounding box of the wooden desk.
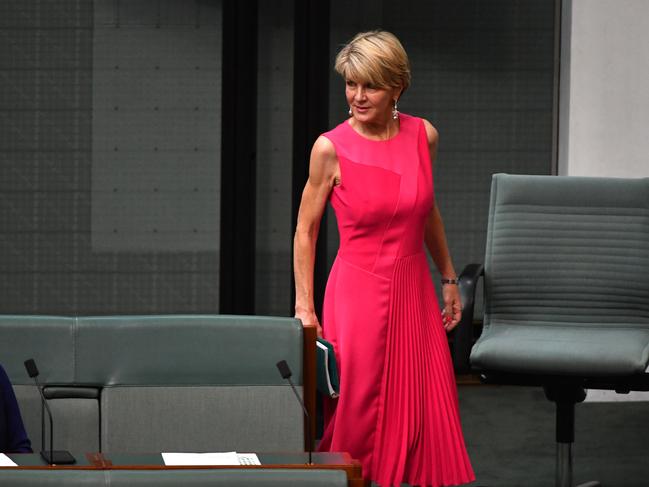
[5,451,368,487]
[5,452,101,469]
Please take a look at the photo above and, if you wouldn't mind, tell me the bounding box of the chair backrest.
[472,174,649,375]
[0,315,75,384]
[0,315,305,453]
[77,315,304,452]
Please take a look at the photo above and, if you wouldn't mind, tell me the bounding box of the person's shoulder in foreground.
[0,363,32,453]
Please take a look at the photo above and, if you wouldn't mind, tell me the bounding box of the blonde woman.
[294,31,474,486]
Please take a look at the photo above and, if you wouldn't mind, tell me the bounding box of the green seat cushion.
[471,322,649,376]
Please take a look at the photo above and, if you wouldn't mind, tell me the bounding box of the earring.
[348,106,352,116]
[392,100,399,120]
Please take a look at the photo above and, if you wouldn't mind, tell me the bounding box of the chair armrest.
[451,263,484,373]
[43,386,100,400]
[458,263,484,320]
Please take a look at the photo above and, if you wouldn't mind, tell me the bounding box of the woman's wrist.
[295,304,316,316]
[438,265,457,283]
[440,277,458,286]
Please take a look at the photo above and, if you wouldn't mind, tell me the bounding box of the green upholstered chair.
[459,174,649,487]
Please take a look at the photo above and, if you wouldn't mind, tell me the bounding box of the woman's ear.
[393,85,404,101]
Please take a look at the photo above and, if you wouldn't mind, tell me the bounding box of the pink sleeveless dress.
[317,113,475,487]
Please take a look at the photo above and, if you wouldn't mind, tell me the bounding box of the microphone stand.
[276,360,313,465]
[39,385,56,465]
[24,359,76,465]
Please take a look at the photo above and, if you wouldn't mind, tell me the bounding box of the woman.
[0,363,32,453]
[294,31,474,486]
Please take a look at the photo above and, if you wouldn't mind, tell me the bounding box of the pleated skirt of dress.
[370,253,475,487]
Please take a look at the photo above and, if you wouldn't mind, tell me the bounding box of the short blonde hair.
[334,30,411,93]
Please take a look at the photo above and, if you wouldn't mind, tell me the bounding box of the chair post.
[555,400,576,487]
[544,385,600,487]
[556,442,573,487]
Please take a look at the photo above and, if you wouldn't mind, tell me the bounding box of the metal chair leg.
[556,442,573,487]
[556,442,601,487]
[547,385,601,487]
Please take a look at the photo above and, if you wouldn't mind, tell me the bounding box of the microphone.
[276,360,313,465]
[24,359,76,465]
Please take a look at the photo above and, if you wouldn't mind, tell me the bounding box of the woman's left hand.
[441,284,462,332]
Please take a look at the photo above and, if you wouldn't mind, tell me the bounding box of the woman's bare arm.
[293,136,340,336]
[421,119,461,331]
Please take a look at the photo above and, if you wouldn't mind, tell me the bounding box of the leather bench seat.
[0,315,305,453]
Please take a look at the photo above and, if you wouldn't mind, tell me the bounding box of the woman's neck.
[350,113,400,141]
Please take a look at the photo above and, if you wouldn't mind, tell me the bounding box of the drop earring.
[392,100,399,120]
[348,106,352,116]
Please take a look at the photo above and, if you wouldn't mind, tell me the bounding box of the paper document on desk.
[0,453,18,467]
[237,453,261,465]
[162,452,260,466]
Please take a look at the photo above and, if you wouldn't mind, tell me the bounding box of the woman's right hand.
[295,309,323,338]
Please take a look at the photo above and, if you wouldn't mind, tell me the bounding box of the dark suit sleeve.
[0,364,32,453]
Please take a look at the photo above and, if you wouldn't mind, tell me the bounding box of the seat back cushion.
[100,386,303,452]
[75,315,303,385]
[13,386,100,454]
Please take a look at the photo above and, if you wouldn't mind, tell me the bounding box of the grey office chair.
[458,174,649,487]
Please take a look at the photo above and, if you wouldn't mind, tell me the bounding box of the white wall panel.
[560,0,649,177]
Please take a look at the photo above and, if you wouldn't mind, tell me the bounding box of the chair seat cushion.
[471,322,649,376]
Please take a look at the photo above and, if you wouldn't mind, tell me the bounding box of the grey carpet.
[459,385,649,487]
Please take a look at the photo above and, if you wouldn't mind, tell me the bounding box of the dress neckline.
[344,115,406,143]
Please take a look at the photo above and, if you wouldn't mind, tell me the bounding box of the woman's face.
[345,79,399,124]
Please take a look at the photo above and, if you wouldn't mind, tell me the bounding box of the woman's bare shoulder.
[420,118,439,146]
[309,135,339,184]
[312,135,337,158]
